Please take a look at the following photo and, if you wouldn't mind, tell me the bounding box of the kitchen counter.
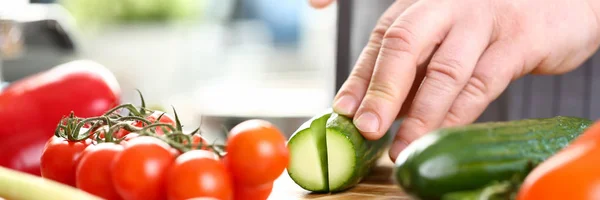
[268,153,410,200]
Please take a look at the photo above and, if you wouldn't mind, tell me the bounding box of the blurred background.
[0,0,339,142]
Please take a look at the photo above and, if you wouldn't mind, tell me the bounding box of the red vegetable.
[146,111,176,135]
[226,119,289,186]
[517,120,600,200]
[113,111,175,138]
[111,136,175,200]
[0,60,121,176]
[233,182,273,200]
[166,150,233,200]
[39,136,91,186]
[181,134,210,150]
[111,121,140,139]
[76,143,124,200]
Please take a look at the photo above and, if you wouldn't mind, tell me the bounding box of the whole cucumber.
[394,116,592,200]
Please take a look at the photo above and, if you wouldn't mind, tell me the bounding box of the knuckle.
[384,19,417,42]
[347,67,372,87]
[356,45,380,67]
[403,114,431,135]
[380,20,418,55]
[378,15,396,28]
[462,75,489,102]
[444,109,464,126]
[427,56,467,87]
[405,100,435,128]
[366,81,399,104]
[368,15,397,49]
[443,75,492,127]
[356,17,399,73]
[370,24,388,46]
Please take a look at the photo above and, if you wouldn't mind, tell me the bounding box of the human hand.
[325,0,600,162]
[308,0,335,9]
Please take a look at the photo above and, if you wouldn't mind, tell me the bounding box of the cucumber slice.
[287,110,391,193]
[325,128,355,191]
[287,109,331,192]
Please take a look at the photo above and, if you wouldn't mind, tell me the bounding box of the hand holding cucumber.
[309,0,600,162]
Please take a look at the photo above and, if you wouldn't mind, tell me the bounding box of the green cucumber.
[440,181,514,200]
[287,110,390,193]
[0,166,101,200]
[394,116,593,200]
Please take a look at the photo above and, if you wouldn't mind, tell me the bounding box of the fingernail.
[389,140,409,162]
[354,112,380,133]
[333,95,357,115]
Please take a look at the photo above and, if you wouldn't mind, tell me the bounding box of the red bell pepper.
[0,60,121,176]
[517,119,600,200]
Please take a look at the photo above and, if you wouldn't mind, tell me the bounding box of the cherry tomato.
[146,111,175,124]
[94,111,176,141]
[166,150,232,200]
[113,111,176,138]
[181,134,210,150]
[114,133,141,147]
[76,143,124,200]
[146,111,176,135]
[89,125,109,140]
[221,154,228,164]
[40,136,90,186]
[233,182,273,200]
[111,136,175,200]
[517,121,600,200]
[112,120,141,139]
[122,133,140,141]
[226,119,289,186]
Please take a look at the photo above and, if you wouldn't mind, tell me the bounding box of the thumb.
[309,0,335,9]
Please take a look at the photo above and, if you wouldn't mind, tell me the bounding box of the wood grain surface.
[268,155,411,200]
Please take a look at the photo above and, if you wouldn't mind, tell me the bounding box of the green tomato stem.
[102,103,142,117]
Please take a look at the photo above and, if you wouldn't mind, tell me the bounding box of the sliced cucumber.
[287,109,331,192]
[287,110,391,193]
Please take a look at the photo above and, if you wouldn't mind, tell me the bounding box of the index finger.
[332,1,417,117]
[352,0,455,140]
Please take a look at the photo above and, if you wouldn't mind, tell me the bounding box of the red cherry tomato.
[221,154,228,164]
[113,111,176,138]
[76,143,124,200]
[111,136,175,200]
[146,111,175,124]
[122,133,140,141]
[226,119,289,186]
[112,120,142,139]
[166,150,232,200]
[114,133,141,147]
[146,111,176,135]
[40,136,90,186]
[94,111,176,141]
[185,198,220,200]
[233,182,273,200]
[181,134,210,150]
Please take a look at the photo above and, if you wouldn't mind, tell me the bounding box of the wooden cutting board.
[268,155,411,200]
